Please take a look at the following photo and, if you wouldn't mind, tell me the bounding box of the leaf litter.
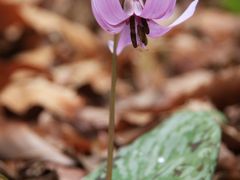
[0,0,239,179]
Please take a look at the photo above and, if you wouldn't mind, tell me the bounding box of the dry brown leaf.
[77,106,119,131]
[181,100,214,112]
[115,127,146,146]
[169,9,240,72]
[78,154,101,172]
[215,144,240,180]
[118,66,240,113]
[92,131,108,155]
[0,77,84,118]
[189,9,240,41]
[15,46,55,68]
[37,112,92,154]
[0,121,73,165]
[225,105,240,130]
[117,89,163,112]
[0,0,41,5]
[53,60,106,88]
[122,111,153,126]
[0,2,23,29]
[170,33,238,72]
[115,121,160,146]
[218,144,239,171]
[53,59,131,96]
[117,69,210,112]
[19,5,100,57]
[222,125,240,152]
[164,70,213,96]
[206,67,240,108]
[47,163,85,180]
[0,62,50,91]
[132,51,166,90]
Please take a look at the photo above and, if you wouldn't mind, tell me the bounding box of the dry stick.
[106,35,118,180]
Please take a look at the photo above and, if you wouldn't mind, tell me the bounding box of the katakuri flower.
[91,0,199,54]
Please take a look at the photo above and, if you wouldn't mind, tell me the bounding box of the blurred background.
[0,0,239,179]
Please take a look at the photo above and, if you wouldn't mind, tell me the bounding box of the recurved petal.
[91,0,129,26]
[108,24,132,55]
[92,4,125,34]
[148,0,199,38]
[169,0,199,27]
[162,0,176,19]
[141,0,176,19]
[116,24,132,54]
[148,20,171,38]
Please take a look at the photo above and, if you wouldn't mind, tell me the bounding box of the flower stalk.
[90,1,199,179]
[106,35,118,180]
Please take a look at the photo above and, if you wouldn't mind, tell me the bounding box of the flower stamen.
[137,24,148,46]
[141,18,149,34]
[130,16,138,48]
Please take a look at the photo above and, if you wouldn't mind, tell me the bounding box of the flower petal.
[169,0,199,27]
[124,0,144,16]
[108,24,131,55]
[162,0,176,19]
[92,3,125,33]
[141,0,176,19]
[148,0,199,37]
[108,40,114,53]
[116,24,132,54]
[148,20,171,38]
[91,0,129,25]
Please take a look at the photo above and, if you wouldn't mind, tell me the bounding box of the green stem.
[106,35,118,180]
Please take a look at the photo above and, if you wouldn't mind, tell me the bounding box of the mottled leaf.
[84,110,224,180]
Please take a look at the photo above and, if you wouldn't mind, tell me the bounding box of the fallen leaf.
[15,45,55,68]
[0,77,84,118]
[77,106,119,131]
[122,111,153,126]
[0,121,73,165]
[20,5,100,57]
[48,162,85,180]
[0,2,23,29]
[222,125,240,152]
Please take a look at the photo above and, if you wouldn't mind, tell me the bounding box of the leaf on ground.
[0,173,7,180]
[0,121,73,165]
[222,125,240,152]
[53,60,107,89]
[117,70,213,112]
[118,66,240,113]
[0,77,84,118]
[15,45,55,68]
[85,110,223,180]
[19,5,100,57]
[19,161,86,180]
[0,2,23,29]
[37,112,92,154]
[215,144,240,179]
[53,59,131,96]
[169,9,240,72]
[53,165,85,180]
[77,107,118,131]
[1,0,40,5]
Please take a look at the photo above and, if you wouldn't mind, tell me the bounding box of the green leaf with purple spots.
[84,110,225,180]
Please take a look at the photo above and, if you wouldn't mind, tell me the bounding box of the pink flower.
[91,0,199,54]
